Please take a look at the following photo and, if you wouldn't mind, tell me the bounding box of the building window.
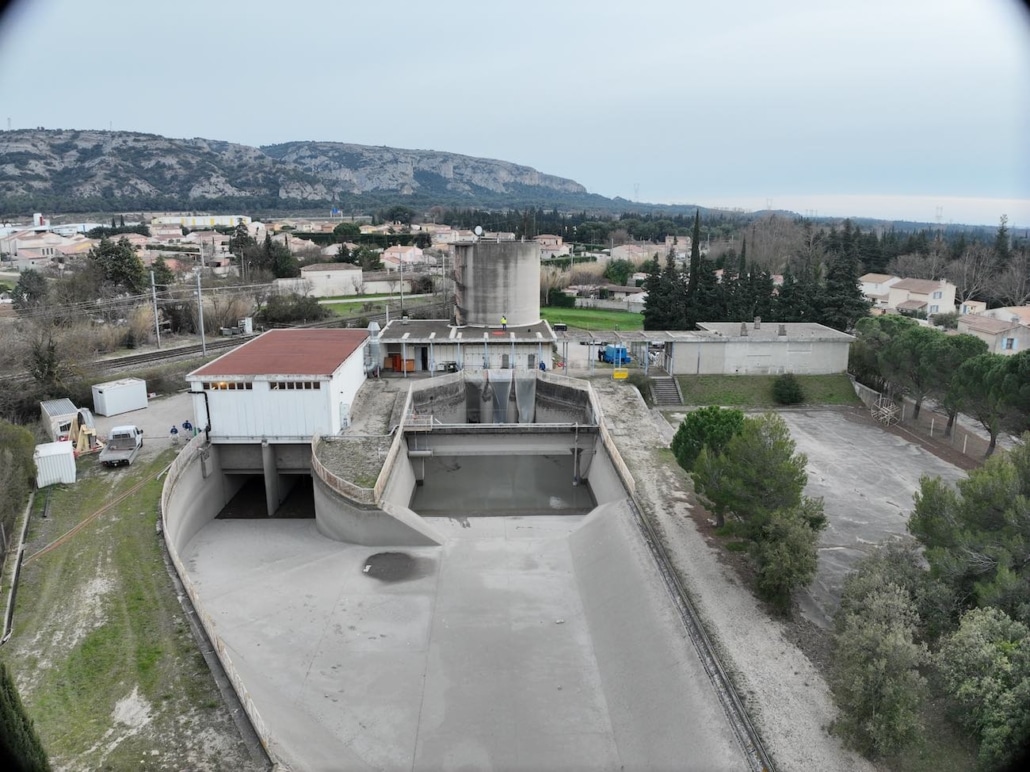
[932,290,943,299]
[1003,338,1016,351]
[929,305,939,314]
[204,381,253,390]
[270,381,322,390]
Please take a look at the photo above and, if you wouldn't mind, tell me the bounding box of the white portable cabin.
[40,398,79,441]
[34,441,76,488]
[92,378,148,417]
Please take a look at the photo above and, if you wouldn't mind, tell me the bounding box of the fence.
[851,379,995,459]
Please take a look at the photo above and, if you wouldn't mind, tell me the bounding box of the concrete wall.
[311,472,440,546]
[409,431,598,457]
[163,442,246,556]
[583,436,627,504]
[454,241,540,327]
[216,442,312,473]
[670,337,849,375]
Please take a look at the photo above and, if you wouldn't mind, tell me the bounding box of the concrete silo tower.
[453,240,540,327]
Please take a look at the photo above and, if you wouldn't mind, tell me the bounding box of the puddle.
[362,552,432,583]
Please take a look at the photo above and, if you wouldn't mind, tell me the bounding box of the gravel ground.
[590,378,875,772]
[315,377,403,487]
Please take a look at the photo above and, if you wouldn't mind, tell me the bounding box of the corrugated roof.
[189,329,368,377]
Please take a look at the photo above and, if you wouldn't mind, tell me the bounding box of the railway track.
[628,496,776,772]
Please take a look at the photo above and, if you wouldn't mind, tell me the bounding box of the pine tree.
[684,210,703,329]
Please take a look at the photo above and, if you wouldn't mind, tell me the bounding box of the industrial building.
[184,328,369,517]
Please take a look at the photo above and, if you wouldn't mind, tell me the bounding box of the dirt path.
[591,378,875,772]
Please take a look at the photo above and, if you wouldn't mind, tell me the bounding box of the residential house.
[980,305,1030,326]
[295,263,364,297]
[958,314,1030,355]
[886,278,956,317]
[610,243,663,263]
[957,299,987,316]
[382,245,426,272]
[859,273,903,311]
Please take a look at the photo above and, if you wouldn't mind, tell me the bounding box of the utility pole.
[196,271,207,355]
[150,270,161,348]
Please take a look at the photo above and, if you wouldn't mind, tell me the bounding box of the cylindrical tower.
[453,240,540,327]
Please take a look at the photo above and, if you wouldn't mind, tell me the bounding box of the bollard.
[930,418,935,437]
[963,435,968,454]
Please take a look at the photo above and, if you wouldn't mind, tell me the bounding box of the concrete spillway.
[161,375,750,770]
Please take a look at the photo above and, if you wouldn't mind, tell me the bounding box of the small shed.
[40,398,79,441]
[34,441,76,488]
[92,378,148,417]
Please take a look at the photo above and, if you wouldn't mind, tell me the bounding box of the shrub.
[772,373,805,405]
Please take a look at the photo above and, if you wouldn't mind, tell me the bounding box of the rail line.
[627,496,776,772]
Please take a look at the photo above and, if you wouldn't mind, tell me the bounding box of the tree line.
[850,315,1030,454]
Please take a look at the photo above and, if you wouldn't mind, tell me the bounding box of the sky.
[0,0,1028,227]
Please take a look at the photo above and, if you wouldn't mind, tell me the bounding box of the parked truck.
[98,425,144,467]
[602,344,632,365]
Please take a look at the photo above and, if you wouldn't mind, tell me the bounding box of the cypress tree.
[0,660,50,771]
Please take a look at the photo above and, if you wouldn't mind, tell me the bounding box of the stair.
[650,376,682,406]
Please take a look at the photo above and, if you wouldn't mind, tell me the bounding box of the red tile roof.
[190,329,368,377]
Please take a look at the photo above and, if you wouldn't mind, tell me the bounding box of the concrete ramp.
[569,500,745,770]
[312,475,442,546]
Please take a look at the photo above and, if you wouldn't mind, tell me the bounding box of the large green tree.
[820,241,870,331]
[909,439,1030,623]
[87,237,146,295]
[879,325,944,418]
[830,582,927,756]
[927,333,989,437]
[12,269,48,311]
[937,607,1030,771]
[952,353,1015,456]
[671,406,745,473]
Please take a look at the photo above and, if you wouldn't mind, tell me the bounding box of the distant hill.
[0,129,629,215]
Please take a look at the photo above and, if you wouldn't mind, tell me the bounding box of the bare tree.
[945,243,996,304]
[887,252,947,280]
[991,249,1030,306]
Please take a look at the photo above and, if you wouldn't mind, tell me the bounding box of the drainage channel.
[628,496,776,772]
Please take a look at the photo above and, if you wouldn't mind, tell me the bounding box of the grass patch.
[540,306,643,331]
[5,451,253,768]
[675,374,861,408]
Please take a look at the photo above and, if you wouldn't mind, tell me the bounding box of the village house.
[885,278,956,317]
[859,273,902,311]
[958,313,1030,355]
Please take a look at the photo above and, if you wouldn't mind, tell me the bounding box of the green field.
[3,452,259,769]
[540,307,643,331]
[674,374,862,407]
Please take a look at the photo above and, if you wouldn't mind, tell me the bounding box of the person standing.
[501,315,507,331]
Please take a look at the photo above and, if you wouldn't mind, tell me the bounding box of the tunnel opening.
[216,474,315,519]
[408,453,595,516]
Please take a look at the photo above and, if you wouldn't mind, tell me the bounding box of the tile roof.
[189,329,368,377]
[892,278,946,294]
[959,314,1020,334]
[896,299,927,311]
[860,273,896,283]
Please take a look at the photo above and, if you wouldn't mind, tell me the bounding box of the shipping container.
[92,378,148,417]
[34,441,76,488]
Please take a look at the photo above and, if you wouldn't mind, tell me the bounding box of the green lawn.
[4,452,257,769]
[540,307,643,331]
[674,374,862,407]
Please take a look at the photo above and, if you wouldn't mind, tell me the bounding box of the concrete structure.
[376,319,556,374]
[551,322,854,376]
[297,262,363,296]
[453,240,540,327]
[958,313,1030,354]
[161,370,750,770]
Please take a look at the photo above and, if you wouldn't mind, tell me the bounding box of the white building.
[297,263,364,297]
[186,329,369,442]
[152,215,251,229]
[859,273,902,311]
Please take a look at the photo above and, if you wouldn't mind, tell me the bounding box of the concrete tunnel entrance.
[216,474,315,519]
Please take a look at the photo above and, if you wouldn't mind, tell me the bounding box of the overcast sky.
[1,0,1028,226]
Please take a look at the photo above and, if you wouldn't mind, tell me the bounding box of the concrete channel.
[161,373,767,771]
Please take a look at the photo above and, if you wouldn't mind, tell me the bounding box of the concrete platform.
[183,506,747,770]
